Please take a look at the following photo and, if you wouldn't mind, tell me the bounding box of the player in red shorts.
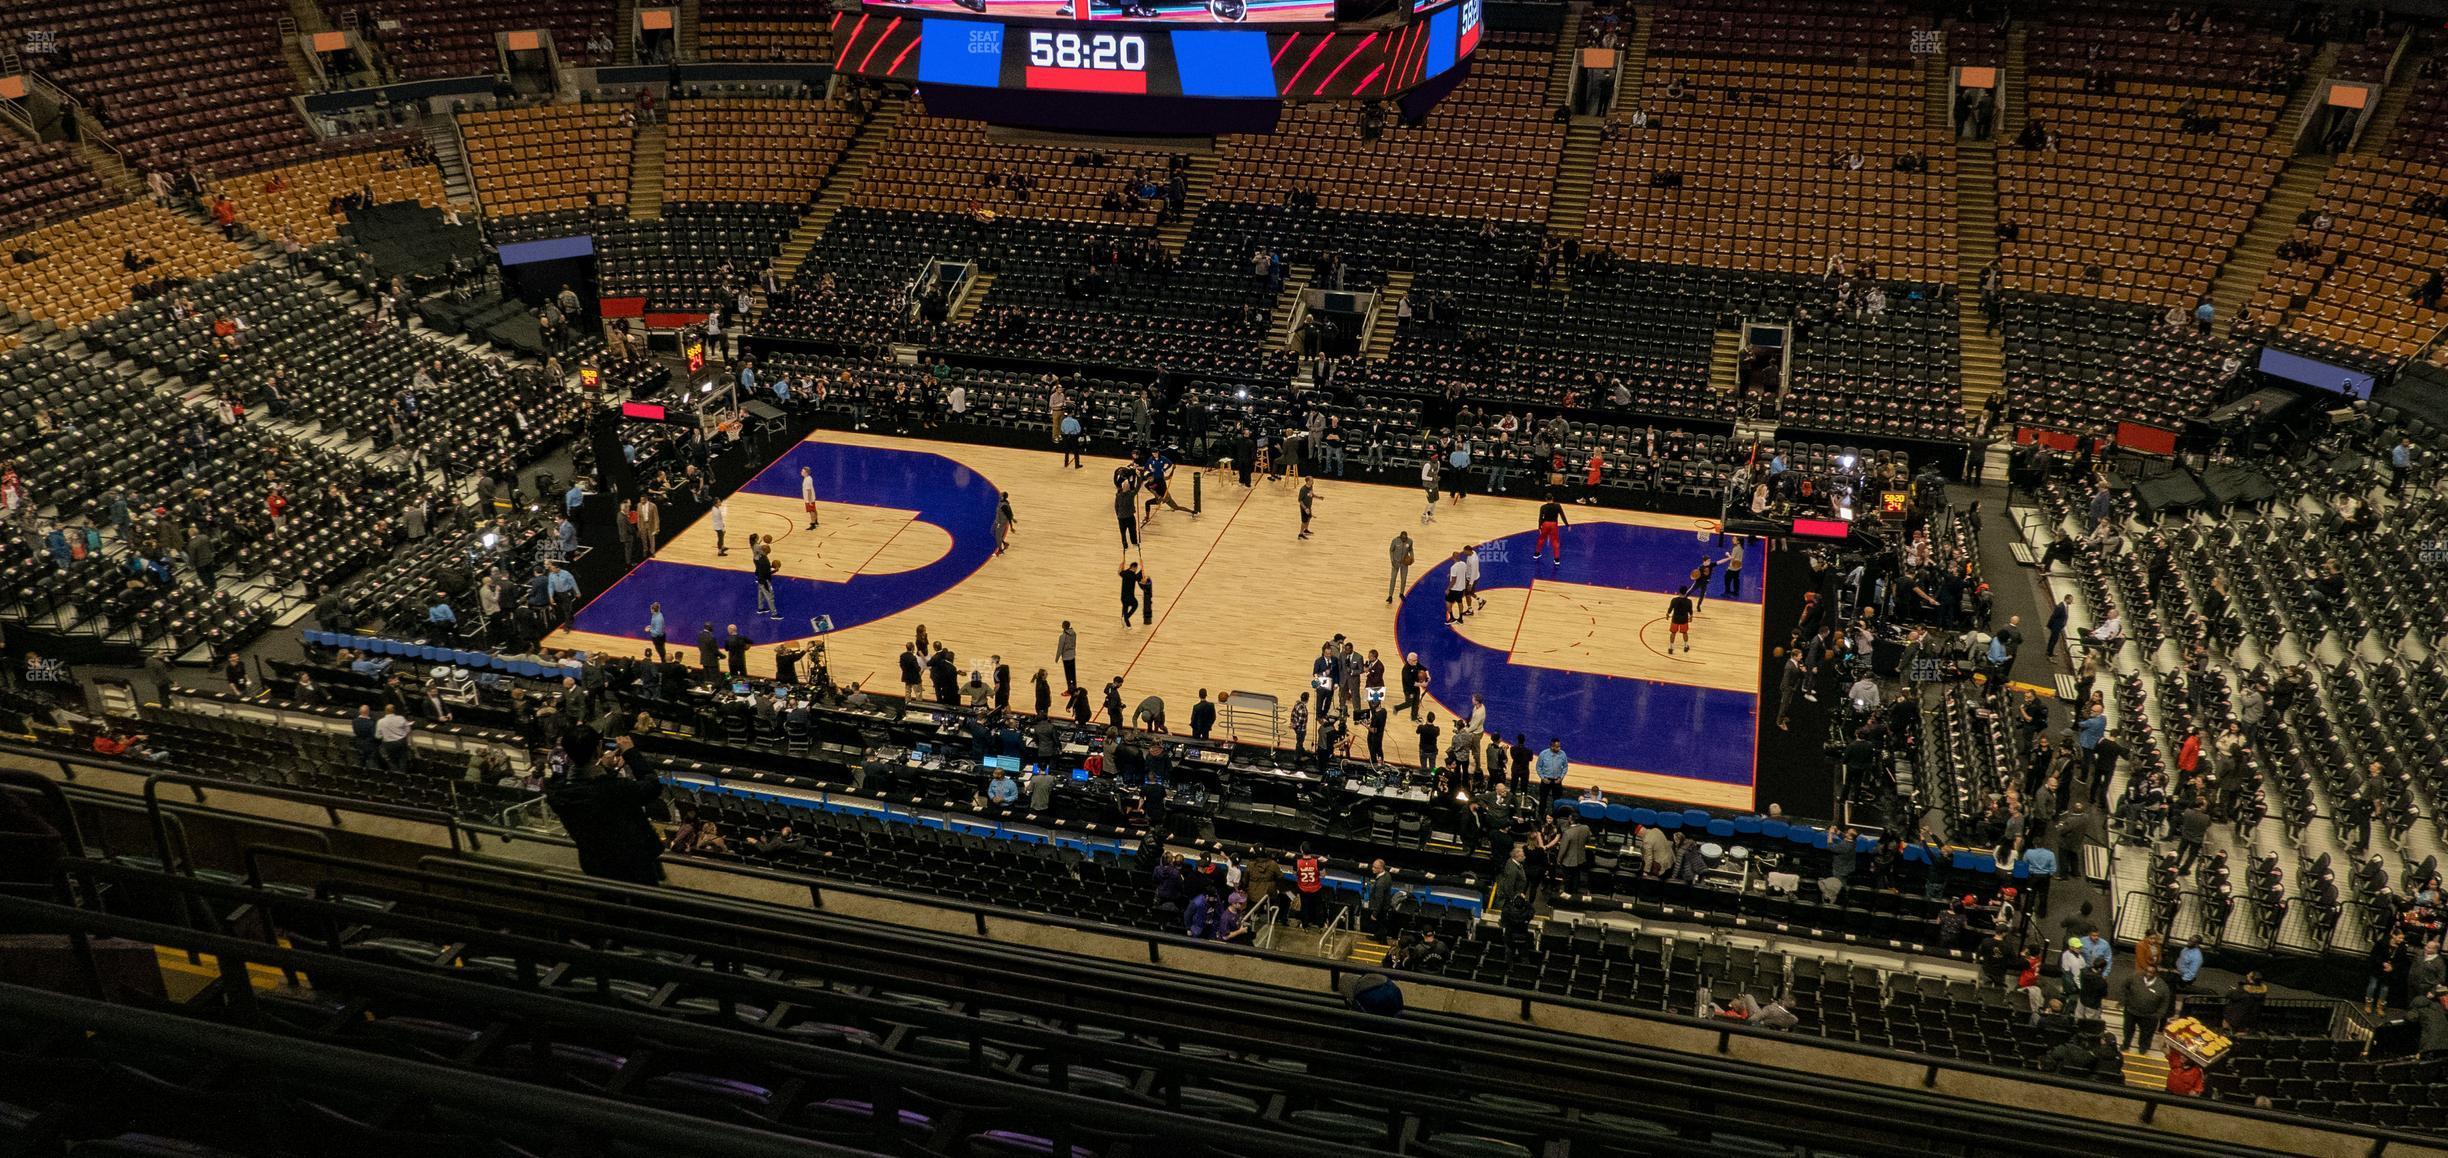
[1533,495,1568,563]
[1666,591,1695,653]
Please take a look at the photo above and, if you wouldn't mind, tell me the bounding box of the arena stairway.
[761,103,904,319]
[628,123,667,220]
[1265,266,1314,351]
[275,5,324,96]
[2206,42,2338,340]
[1708,328,1740,395]
[1541,8,1583,109]
[71,134,143,201]
[1546,121,1602,243]
[1999,26,2027,139]
[422,117,476,210]
[615,0,639,62]
[1362,271,1412,359]
[1948,65,2004,422]
[2353,48,2431,156]
[1152,153,1217,256]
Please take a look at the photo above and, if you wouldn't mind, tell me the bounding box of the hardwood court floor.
[548,431,1764,809]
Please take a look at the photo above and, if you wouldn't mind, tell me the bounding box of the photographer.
[545,737,666,886]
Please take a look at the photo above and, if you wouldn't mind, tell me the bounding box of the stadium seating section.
[0,203,254,333]
[698,0,832,61]
[2245,155,2446,368]
[206,135,450,247]
[457,103,636,218]
[1589,61,1955,284]
[0,0,313,172]
[663,96,862,205]
[1211,36,1564,223]
[598,205,802,313]
[341,0,616,79]
[0,140,112,239]
[854,106,1177,223]
[1996,75,2285,303]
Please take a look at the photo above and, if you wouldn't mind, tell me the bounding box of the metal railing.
[0,891,1398,1158]
[25,858,2292,1158]
[0,981,956,1158]
[12,739,2441,1155]
[0,742,466,875]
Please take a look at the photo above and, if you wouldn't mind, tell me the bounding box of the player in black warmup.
[1667,591,1695,653]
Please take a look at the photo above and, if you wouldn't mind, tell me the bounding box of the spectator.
[374,704,412,771]
[2118,966,2172,1051]
[545,741,666,886]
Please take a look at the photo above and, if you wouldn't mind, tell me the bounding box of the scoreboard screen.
[865,0,1338,24]
[833,0,1477,100]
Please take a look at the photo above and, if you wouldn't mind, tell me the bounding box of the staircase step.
[948,271,996,329]
[1708,329,1741,394]
[759,105,903,309]
[1362,270,1414,360]
[627,123,667,220]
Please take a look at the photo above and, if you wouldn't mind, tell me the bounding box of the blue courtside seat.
[1705,819,1736,839]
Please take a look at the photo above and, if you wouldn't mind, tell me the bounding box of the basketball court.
[546,430,1766,809]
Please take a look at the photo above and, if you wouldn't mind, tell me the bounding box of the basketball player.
[1534,494,1568,562]
[1420,457,1441,524]
[753,534,779,618]
[799,467,820,529]
[1667,589,1695,654]
[1142,448,1193,519]
[710,498,729,556]
[1462,542,1485,614]
[1296,478,1316,539]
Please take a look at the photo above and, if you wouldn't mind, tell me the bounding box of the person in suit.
[1190,688,1217,739]
[2045,594,2073,658]
[1360,859,1396,936]
[636,496,660,555]
[1492,844,1532,953]
[1557,812,1593,896]
[992,656,1011,712]
[697,623,721,675]
[725,624,750,678]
